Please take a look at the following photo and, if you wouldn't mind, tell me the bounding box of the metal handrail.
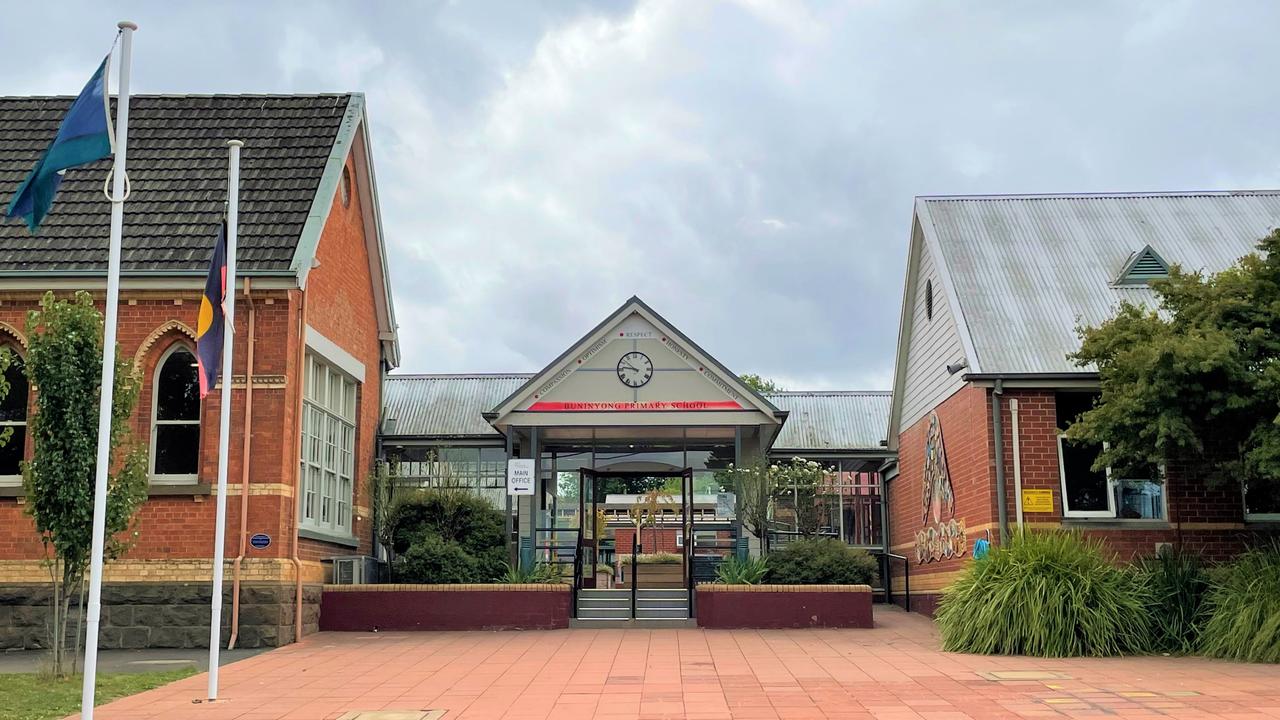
[630,536,639,620]
[866,550,910,611]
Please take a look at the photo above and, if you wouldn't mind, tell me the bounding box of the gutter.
[227,280,256,649]
[288,287,309,642]
[991,379,1009,544]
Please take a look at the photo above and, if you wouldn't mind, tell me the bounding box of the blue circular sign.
[249,533,271,550]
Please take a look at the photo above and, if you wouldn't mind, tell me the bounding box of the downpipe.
[991,379,1009,544]
[227,279,255,649]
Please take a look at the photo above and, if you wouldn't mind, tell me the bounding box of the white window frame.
[299,353,357,537]
[149,344,201,485]
[0,346,27,487]
[1057,435,1168,520]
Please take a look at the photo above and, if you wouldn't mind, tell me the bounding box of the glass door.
[578,468,597,588]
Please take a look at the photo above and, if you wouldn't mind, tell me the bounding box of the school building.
[0,89,1277,643]
[885,191,1280,613]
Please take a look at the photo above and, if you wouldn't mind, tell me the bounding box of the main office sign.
[507,459,535,496]
[526,400,743,411]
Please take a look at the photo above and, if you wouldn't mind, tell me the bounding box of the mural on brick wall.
[916,412,966,564]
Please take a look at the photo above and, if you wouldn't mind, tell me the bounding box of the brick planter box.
[319,584,570,631]
[695,584,873,629]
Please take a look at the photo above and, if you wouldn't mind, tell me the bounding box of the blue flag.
[5,55,114,233]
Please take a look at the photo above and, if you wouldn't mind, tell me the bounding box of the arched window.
[151,344,201,482]
[0,348,27,483]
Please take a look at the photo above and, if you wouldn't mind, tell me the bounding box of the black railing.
[865,549,910,610]
[534,526,580,617]
[630,537,639,619]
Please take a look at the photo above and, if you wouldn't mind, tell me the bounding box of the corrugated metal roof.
[382,374,531,438]
[764,391,891,451]
[919,191,1280,374]
[381,376,892,451]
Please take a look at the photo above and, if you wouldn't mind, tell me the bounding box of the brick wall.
[892,383,1280,615]
[298,156,381,561]
[888,384,992,613]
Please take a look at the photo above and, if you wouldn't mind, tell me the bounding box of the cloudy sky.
[5,1,1279,389]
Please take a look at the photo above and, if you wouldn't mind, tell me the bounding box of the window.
[925,279,934,320]
[1244,481,1280,521]
[340,166,352,208]
[390,445,507,509]
[0,349,27,484]
[150,345,200,483]
[1056,392,1164,520]
[300,354,357,535]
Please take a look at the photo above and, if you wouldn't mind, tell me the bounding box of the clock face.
[616,351,653,388]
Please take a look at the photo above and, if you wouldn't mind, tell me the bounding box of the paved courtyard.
[79,607,1280,719]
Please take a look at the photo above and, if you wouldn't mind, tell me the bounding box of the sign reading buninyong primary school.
[507,458,535,495]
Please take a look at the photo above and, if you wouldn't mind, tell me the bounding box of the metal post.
[81,22,135,719]
[207,139,241,701]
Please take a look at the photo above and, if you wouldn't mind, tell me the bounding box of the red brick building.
[0,94,398,648]
[885,192,1280,615]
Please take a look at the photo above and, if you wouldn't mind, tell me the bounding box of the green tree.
[1066,231,1280,507]
[739,373,784,393]
[22,292,148,677]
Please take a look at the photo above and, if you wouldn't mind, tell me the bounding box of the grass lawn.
[0,668,196,720]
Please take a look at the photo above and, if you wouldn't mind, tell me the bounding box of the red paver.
[74,607,1280,719]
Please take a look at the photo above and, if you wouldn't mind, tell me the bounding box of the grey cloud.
[3,0,1279,390]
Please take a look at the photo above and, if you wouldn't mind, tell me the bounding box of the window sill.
[298,527,360,549]
[1060,518,1169,530]
[147,482,211,496]
[0,484,25,498]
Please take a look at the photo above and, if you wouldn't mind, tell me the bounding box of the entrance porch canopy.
[483,297,787,444]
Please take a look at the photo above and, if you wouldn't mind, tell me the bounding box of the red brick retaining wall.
[319,584,571,631]
[695,585,873,628]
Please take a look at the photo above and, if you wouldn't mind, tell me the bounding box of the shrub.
[716,555,768,584]
[936,531,1152,657]
[618,552,682,565]
[391,489,506,557]
[497,562,563,584]
[1135,549,1208,654]
[390,489,508,583]
[1199,544,1280,663]
[765,538,878,586]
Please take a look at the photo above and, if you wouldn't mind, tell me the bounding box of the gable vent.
[1116,245,1170,285]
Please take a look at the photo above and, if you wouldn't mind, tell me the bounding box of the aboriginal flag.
[196,221,227,398]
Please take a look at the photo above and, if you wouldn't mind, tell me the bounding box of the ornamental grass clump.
[1135,549,1208,654]
[715,555,769,584]
[1199,543,1280,663]
[936,531,1152,657]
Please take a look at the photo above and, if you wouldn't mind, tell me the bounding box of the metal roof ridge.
[917,189,1280,201]
[764,390,891,396]
[386,373,536,379]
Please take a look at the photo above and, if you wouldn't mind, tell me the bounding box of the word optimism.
[526,400,743,412]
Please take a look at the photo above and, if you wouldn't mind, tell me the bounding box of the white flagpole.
[81,20,135,720]
[208,139,241,701]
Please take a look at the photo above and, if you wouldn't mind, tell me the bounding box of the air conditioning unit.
[331,555,379,585]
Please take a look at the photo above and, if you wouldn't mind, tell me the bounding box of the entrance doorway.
[575,469,694,620]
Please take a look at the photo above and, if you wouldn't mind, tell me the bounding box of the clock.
[616,351,653,388]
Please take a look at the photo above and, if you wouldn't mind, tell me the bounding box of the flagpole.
[81,20,135,720]
[207,139,241,701]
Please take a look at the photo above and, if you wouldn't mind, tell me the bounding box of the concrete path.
[74,607,1280,719]
[0,646,265,674]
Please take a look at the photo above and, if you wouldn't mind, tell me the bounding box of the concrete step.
[569,618,696,629]
[635,589,688,599]
[576,607,633,620]
[578,589,630,599]
[635,607,689,620]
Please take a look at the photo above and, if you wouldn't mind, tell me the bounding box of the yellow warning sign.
[1022,489,1054,513]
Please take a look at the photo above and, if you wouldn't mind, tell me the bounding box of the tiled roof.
[765,391,892,452]
[0,94,351,274]
[381,375,893,452]
[918,191,1280,374]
